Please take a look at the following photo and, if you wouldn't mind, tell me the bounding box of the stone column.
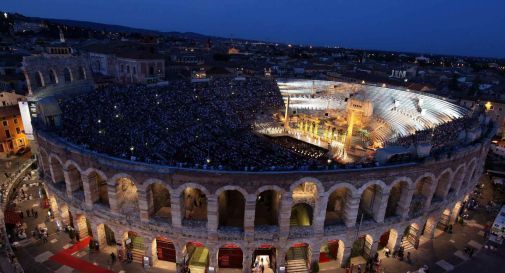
[143,236,154,267]
[313,194,328,236]
[341,247,352,268]
[108,183,119,214]
[397,187,415,220]
[208,245,218,271]
[63,168,73,198]
[278,195,293,240]
[309,242,321,267]
[170,191,182,229]
[244,194,256,239]
[372,189,389,223]
[344,192,360,228]
[276,248,287,271]
[81,175,94,210]
[243,248,252,273]
[138,190,150,223]
[207,195,218,238]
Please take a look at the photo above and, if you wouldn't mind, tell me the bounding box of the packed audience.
[57,77,327,171]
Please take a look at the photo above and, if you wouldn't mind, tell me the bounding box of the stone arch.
[385,179,410,218]
[357,180,386,222]
[145,180,172,223]
[255,185,286,196]
[450,164,466,194]
[49,68,58,84]
[49,154,65,185]
[215,185,248,198]
[65,161,84,200]
[35,71,45,87]
[78,66,86,80]
[112,175,139,216]
[63,67,73,83]
[218,189,246,229]
[319,239,345,267]
[255,187,282,227]
[290,177,324,194]
[325,184,355,227]
[409,173,436,216]
[83,168,109,208]
[433,169,453,201]
[96,223,117,251]
[401,223,421,249]
[217,243,244,269]
[351,234,373,259]
[178,184,208,224]
[151,236,177,264]
[290,203,313,226]
[378,228,398,251]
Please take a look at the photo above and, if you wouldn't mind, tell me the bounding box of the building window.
[120,65,124,73]
[133,66,136,75]
[5,130,11,138]
[126,65,130,73]
[2,121,7,127]
[16,128,20,134]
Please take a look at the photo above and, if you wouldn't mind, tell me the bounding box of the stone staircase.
[131,248,144,264]
[287,247,308,273]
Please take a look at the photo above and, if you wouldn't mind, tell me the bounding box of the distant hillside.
[28,16,210,39]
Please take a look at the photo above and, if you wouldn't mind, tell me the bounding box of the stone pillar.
[398,187,415,220]
[108,183,119,214]
[344,192,360,228]
[450,203,462,225]
[278,195,293,239]
[143,236,154,266]
[277,248,287,271]
[171,191,182,229]
[244,194,256,239]
[341,247,352,268]
[369,241,379,257]
[310,242,321,266]
[63,168,73,198]
[138,190,150,223]
[313,194,328,236]
[243,248,252,273]
[81,175,94,210]
[373,189,389,223]
[207,195,218,237]
[208,245,218,270]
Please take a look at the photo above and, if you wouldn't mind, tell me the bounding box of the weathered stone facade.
[36,128,491,272]
[22,54,93,95]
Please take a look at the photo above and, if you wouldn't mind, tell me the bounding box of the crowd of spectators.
[57,76,327,171]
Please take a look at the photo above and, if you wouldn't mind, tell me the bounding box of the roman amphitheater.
[29,70,494,273]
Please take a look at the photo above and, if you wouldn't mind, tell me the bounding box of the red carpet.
[319,252,330,263]
[49,236,114,273]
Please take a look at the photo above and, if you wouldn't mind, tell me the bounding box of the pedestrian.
[110,252,116,264]
[406,252,411,264]
[357,264,362,273]
[34,210,38,218]
[31,208,35,216]
[26,209,30,217]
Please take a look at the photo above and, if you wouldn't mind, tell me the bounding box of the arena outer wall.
[35,126,493,273]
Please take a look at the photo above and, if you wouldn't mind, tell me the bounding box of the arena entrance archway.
[121,231,144,264]
[252,245,276,273]
[286,243,310,273]
[436,209,451,232]
[218,244,243,270]
[378,229,398,256]
[96,224,116,252]
[184,242,209,273]
[290,203,313,227]
[319,240,344,267]
[433,172,451,202]
[63,67,72,83]
[147,183,171,223]
[325,188,349,227]
[218,190,245,229]
[74,214,91,239]
[49,157,66,191]
[401,223,420,250]
[255,190,281,227]
[351,235,373,262]
[151,236,176,269]
[181,187,207,225]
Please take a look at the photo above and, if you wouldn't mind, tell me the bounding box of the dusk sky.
[4,0,505,58]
